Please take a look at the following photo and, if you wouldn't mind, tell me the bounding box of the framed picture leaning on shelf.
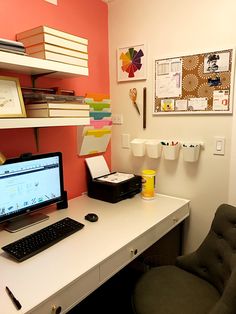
[0,76,26,118]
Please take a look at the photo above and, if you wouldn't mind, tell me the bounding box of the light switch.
[216,141,222,151]
[112,114,123,125]
[214,137,225,155]
[122,134,130,148]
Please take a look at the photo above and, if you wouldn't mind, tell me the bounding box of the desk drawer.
[100,204,189,283]
[153,203,189,241]
[100,228,156,283]
[29,267,99,314]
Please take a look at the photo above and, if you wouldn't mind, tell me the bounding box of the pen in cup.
[6,286,22,310]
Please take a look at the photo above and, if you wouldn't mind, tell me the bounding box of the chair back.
[177,203,236,294]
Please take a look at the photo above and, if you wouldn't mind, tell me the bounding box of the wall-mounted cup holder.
[182,144,200,162]
[145,140,162,158]
[130,139,146,157]
[162,142,180,160]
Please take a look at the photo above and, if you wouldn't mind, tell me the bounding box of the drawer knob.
[52,305,62,314]
[173,217,179,223]
[131,248,138,255]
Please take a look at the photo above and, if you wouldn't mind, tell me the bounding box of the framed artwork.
[117,43,147,82]
[0,76,26,118]
[153,48,235,115]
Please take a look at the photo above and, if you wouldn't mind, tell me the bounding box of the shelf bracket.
[31,71,57,87]
[34,127,40,151]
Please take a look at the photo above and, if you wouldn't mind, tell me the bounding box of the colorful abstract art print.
[117,44,147,82]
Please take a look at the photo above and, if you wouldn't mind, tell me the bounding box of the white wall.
[107,0,236,253]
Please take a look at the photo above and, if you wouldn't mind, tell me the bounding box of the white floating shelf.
[0,117,90,129]
[0,51,88,77]
[0,51,90,131]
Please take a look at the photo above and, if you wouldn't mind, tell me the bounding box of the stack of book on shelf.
[16,25,88,68]
[0,38,25,55]
[24,93,90,118]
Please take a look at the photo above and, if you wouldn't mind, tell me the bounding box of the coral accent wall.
[0,0,110,199]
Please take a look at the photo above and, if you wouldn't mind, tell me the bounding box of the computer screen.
[0,152,64,232]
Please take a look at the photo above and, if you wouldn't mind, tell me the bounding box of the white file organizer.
[77,126,111,156]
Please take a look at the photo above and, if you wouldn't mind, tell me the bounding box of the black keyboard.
[2,217,84,262]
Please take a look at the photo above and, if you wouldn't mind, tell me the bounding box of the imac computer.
[0,152,65,232]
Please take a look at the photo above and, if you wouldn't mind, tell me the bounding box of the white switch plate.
[213,136,225,155]
[112,114,123,125]
[122,134,130,148]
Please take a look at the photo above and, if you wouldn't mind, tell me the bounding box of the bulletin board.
[153,48,235,115]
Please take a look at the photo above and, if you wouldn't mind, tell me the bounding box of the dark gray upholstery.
[132,204,236,314]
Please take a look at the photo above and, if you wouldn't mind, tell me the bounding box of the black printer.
[85,156,142,203]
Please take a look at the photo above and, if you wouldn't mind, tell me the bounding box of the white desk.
[0,193,190,314]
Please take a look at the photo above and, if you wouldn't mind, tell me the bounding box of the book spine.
[0,48,26,55]
[26,103,90,110]
[16,26,88,45]
[0,44,25,52]
[19,33,88,53]
[30,51,88,67]
[26,108,89,117]
[26,43,88,60]
[50,109,90,117]
[0,38,24,47]
[26,109,48,118]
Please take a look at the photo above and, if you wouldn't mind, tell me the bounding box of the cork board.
[153,49,235,115]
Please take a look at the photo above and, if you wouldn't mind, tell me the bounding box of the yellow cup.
[141,169,156,199]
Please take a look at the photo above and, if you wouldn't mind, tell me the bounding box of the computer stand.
[4,213,49,233]
[57,191,68,210]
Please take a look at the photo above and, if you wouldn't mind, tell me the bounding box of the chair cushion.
[133,265,220,314]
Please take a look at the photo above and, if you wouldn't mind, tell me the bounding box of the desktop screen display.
[0,152,64,225]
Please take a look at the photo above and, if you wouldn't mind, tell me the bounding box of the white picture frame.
[117,43,147,82]
[153,48,235,115]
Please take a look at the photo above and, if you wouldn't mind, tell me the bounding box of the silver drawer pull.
[131,248,138,256]
[51,305,62,314]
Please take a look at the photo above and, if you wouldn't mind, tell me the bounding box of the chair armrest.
[209,270,236,314]
[176,252,199,271]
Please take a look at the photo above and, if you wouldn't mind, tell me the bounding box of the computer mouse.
[84,213,98,222]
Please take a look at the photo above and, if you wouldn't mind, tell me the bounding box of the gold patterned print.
[198,63,210,79]
[183,55,199,71]
[183,74,199,92]
[219,72,230,89]
[154,97,161,112]
[198,83,213,99]
[183,94,195,100]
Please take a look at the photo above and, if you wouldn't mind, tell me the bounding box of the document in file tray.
[97,172,134,183]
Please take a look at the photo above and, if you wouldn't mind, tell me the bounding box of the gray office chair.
[132,203,236,314]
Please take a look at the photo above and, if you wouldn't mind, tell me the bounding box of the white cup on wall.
[145,140,162,158]
[130,139,146,157]
[182,144,200,162]
[162,142,180,160]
